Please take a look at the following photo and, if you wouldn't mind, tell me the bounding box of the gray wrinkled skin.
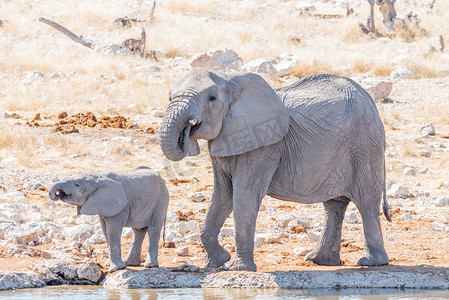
[49,166,169,272]
[160,68,390,271]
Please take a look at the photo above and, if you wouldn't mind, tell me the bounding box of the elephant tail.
[382,167,391,222]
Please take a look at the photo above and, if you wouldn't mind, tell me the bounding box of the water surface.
[1,286,449,299]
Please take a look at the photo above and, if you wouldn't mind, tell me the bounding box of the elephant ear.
[80,177,128,217]
[210,73,290,157]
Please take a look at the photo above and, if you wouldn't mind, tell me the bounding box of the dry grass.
[1,0,449,167]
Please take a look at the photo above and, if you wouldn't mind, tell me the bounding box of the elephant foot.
[201,247,231,269]
[304,249,341,266]
[223,256,257,272]
[124,256,142,267]
[357,250,389,266]
[144,256,159,268]
[109,260,126,272]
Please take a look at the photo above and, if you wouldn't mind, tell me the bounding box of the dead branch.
[149,1,157,24]
[39,17,94,49]
[367,0,375,33]
[430,0,436,9]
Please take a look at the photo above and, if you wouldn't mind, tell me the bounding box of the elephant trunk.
[160,97,199,161]
[48,183,66,201]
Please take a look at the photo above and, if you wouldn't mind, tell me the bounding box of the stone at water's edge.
[0,272,46,290]
[2,266,449,290]
[103,266,449,289]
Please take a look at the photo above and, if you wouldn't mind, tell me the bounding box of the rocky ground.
[1,0,449,291]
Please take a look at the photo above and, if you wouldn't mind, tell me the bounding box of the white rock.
[190,49,243,71]
[307,232,320,242]
[111,136,134,144]
[0,211,23,223]
[435,198,449,206]
[174,263,199,272]
[273,54,298,77]
[185,159,199,167]
[365,80,393,101]
[421,124,436,136]
[151,110,164,118]
[189,192,206,203]
[262,232,283,244]
[85,233,106,244]
[167,212,179,222]
[77,262,103,283]
[175,221,200,235]
[175,246,189,256]
[50,72,61,79]
[185,232,201,243]
[64,224,95,242]
[4,222,47,244]
[126,103,138,110]
[418,168,428,174]
[219,228,234,237]
[346,212,359,223]
[292,247,310,256]
[403,167,416,176]
[419,150,432,157]
[296,3,315,12]
[0,271,45,290]
[390,66,414,78]
[430,222,449,232]
[259,204,266,211]
[275,215,297,228]
[387,183,409,198]
[240,59,278,80]
[254,238,263,247]
[2,156,17,165]
[0,191,27,202]
[60,217,75,224]
[23,70,44,84]
[122,227,133,237]
[287,219,311,229]
[401,212,412,220]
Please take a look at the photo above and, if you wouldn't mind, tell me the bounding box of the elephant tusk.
[189,119,198,126]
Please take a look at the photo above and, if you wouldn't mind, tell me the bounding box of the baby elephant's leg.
[124,228,147,266]
[144,226,162,268]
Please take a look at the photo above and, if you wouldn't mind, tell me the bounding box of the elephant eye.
[209,95,216,101]
[75,183,79,187]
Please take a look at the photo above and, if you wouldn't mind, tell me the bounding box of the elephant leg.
[357,201,389,266]
[104,209,128,272]
[200,170,233,269]
[223,192,260,272]
[99,217,111,265]
[144,226,161,268]
[124,227,146,266]
[305,197,349,266]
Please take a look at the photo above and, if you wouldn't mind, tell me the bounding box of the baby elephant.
[49,166,169,272]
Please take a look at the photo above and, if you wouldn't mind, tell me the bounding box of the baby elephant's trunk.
[48,183,65,200]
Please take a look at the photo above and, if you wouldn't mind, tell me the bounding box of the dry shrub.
[291,61,333,78]
[165,0,222,16]
[406,63,438,78]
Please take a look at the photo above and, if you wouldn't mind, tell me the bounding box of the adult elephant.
[160,67,390,271]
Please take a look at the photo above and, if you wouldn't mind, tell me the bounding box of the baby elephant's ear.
[80,177,128,217]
